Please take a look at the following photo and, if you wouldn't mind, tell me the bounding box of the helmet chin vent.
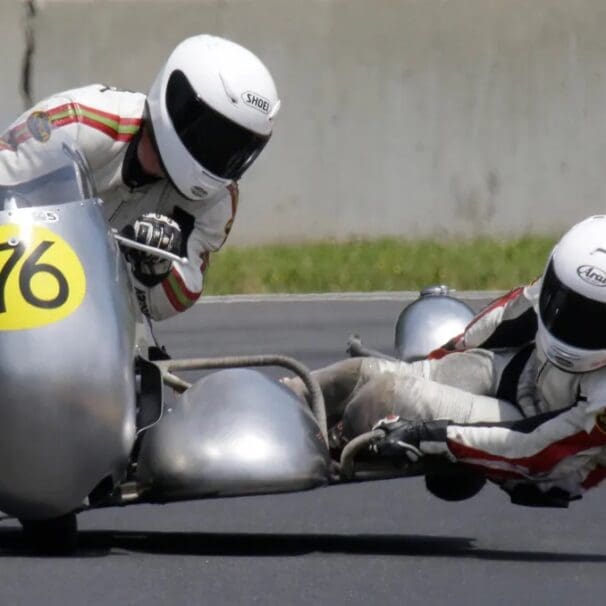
[548,342,582,359]
[552,355,574,369]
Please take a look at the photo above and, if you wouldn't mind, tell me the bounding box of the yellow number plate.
[0,224,86,330]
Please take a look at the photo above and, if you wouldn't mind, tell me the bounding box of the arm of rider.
[370,415,595,507]
[371,401,606,500]
[127,182,238,321]
[371,415,595,507]
[432,280,541,356]
[123,213,182,286]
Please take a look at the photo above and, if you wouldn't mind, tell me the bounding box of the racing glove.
[371,415,451,463]
[124,213,182,286]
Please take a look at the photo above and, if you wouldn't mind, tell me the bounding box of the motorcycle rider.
[0,34,280,320]
[284,215,606,505]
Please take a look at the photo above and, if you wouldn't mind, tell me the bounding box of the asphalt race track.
[1,293,605,605]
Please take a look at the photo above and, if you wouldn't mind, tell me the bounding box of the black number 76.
[0,240,69,313]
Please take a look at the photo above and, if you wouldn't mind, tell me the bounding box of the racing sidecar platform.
[100,286,479,510]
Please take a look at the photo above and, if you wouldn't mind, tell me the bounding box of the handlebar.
[112,230,189,265]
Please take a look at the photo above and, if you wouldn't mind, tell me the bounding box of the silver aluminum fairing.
[0,199,137,518]
[137,368,330,500]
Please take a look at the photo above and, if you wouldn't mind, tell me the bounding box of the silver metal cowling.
[136,368,331,501]
[0,199,137,519]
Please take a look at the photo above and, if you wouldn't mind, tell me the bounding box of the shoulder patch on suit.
[27,111,52,142]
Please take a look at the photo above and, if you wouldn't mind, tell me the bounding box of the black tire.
[425,467,487,502]
[20,512,78,554]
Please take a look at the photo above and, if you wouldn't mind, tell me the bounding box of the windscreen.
[0,143,96,210]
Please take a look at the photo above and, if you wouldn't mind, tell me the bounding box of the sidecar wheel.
[425,467,487,502]
[20,512,78,554]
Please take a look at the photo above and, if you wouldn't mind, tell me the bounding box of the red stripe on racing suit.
[161,266,202,313]
[440,403,606,496]
[582,466,606,490]
[2,103,141,149]
[427,284,539,360]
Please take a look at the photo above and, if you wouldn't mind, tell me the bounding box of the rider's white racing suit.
[0,85,239,320]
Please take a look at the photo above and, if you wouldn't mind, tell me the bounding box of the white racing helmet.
[147,35,280,200]
[537,215,606,372]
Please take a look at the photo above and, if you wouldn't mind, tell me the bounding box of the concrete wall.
[2,0,606,244]
[0,1,27,128]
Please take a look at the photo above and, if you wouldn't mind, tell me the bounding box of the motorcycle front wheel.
[20,512,78,554]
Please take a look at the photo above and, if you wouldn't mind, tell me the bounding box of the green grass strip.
[203,236,557,295]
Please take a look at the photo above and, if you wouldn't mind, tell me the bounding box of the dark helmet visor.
[539,259,606,350]
[166,70,269,180]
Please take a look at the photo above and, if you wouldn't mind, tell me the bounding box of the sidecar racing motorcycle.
[0,143,530,552]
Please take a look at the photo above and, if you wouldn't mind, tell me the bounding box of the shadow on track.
[0,527,605,562]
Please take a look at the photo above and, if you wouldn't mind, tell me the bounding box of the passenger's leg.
[282,349,517,435]
[419,349,513,395]
[282,358,366,425]
[283,356,436,425]
[341,371,522,440]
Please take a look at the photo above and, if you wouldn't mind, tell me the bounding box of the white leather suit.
[0,85,239,320]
